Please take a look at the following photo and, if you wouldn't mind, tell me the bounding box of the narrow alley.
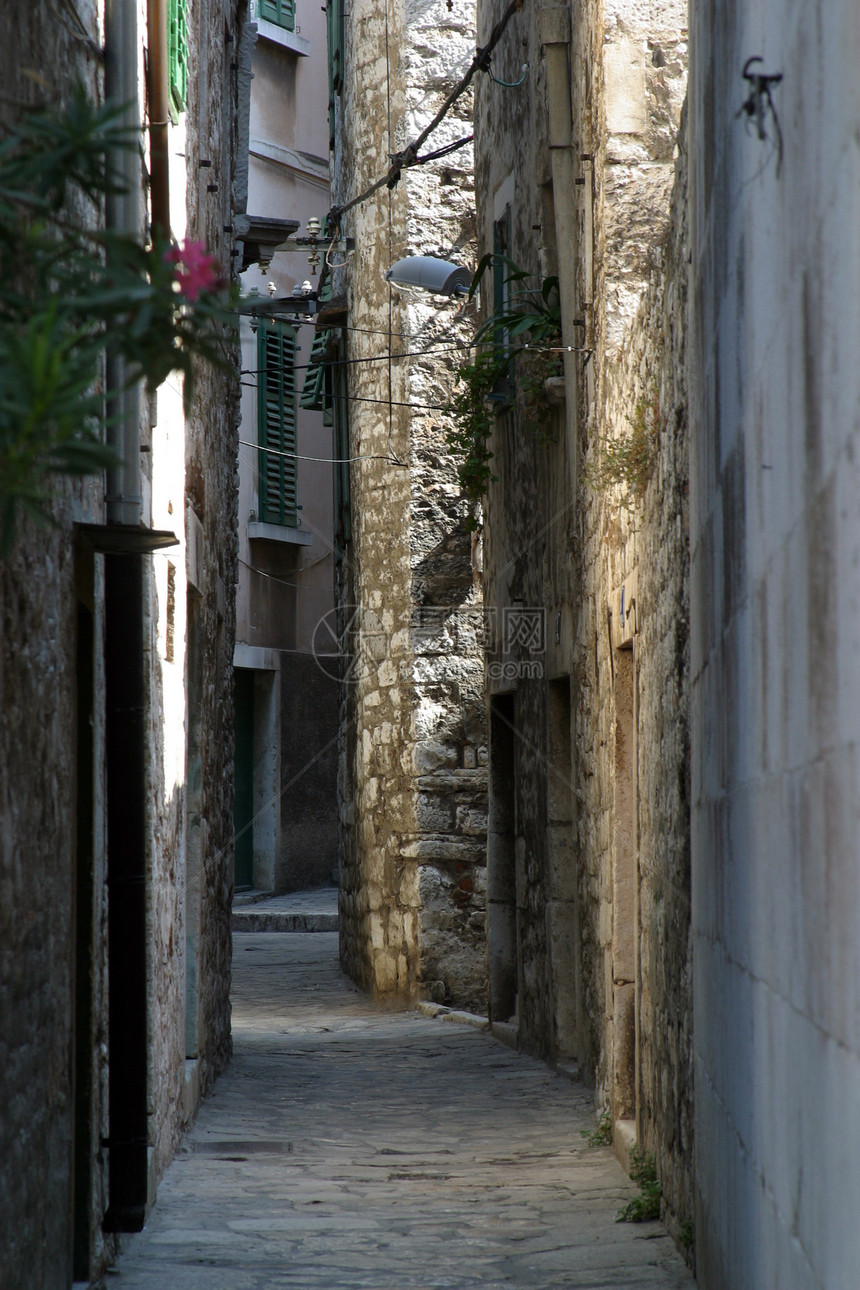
[109,905,694,1289]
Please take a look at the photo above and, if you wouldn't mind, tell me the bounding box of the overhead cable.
[327,0,525,226]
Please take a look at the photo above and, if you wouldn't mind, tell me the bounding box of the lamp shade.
[385,255,471,296]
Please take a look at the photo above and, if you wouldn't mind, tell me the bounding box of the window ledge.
[248,520,313,545]
[255,17,311,54]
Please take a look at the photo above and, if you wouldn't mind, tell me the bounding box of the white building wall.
[689,4,860,1286]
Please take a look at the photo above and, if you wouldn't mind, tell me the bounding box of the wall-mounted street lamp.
[385,255,471,297]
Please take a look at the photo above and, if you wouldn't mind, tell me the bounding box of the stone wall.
[574,114,692,1245]
[688,3,860,1285]
[335,0,488,1009]
[0,2,239,1283]
[181,0,240,1113]
[475,0,692,1252]
[0,10,111,1284]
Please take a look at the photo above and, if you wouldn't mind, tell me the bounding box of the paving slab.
[110,932,695,1288]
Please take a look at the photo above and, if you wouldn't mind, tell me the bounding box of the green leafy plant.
[616,1145,662,1222]
[581,1109,613,1147]
[585,379,661,503]
[0,85,235,551]
[444,258,563,518]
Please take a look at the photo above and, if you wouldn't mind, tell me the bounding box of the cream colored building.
[233,2,338,895]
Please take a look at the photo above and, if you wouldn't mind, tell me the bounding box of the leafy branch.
[616,1145,662,1222]
[444,258,563,518]
[584,379,661,503]
[0,85,236,552]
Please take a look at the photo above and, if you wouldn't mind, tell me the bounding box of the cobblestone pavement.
[110,933,695,1289]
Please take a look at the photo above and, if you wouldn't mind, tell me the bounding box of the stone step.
[232,907,339,933]
[231,887,339,933]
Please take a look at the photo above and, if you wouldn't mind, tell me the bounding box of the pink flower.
[164,239,220,302]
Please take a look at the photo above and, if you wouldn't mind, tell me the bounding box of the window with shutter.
[257,321,298,527]
[491,204,513,400]
[259,0,296,32]
[301,269,333,414]
[167,0,188,118]
[331,352,351,546]
[327,0,344,140]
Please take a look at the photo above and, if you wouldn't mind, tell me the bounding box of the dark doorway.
[234,668,255,890]
[73,588,95,1279]
[488,693,518,1025]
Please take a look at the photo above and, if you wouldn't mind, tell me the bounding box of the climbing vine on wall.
[584,379,662,503]
[445,258,562,522]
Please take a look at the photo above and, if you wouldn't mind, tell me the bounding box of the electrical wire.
[239,382,449,412]
[239,340,577,380]
[239,341,474,377]
[488,61,528,88]
[238,437,406,466]
[328,0,525,227]
[414,133,474,164]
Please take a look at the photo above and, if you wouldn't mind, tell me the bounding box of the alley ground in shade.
[108,925,695,1289]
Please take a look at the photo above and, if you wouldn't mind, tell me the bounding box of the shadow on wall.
[412,520,476,608]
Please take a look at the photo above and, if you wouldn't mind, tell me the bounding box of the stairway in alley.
[109,901,695,1288]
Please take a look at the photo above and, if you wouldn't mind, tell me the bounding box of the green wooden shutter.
[259,0,296,32]
[301,269,333,412]
[168,0,188,117]
[300,328,331,412]
[332,355,351,545]
[257,322,298,527]
[327,0,344,100]
[491,205,513,400]
[492,205,511,335]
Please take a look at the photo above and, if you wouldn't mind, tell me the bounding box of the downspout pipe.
[102,0,149,1235]
[147,0,171,238]
[104,0,142,524]
[537,6,579,496]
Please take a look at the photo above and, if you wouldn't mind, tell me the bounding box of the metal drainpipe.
[147,0,171,238]
[538,6,579,497]
[102,0,149,1234]
[105,0,142,524]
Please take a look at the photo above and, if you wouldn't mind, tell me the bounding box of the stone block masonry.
[335,0,488,1011]
[473,0,693,1257]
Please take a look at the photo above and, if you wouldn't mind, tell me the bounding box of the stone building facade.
[331,0,488,1009]
[0,2,240,1284]
[473,0,693,1248]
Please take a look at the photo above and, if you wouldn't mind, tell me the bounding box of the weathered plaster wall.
[688,4,860,1286]
[336,0,487,1009]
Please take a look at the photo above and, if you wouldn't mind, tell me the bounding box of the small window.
[257,321,298,527]
[493,203,512,348]
[167,0,188,118]
[491,203,513,400]
[259,0,295,32]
